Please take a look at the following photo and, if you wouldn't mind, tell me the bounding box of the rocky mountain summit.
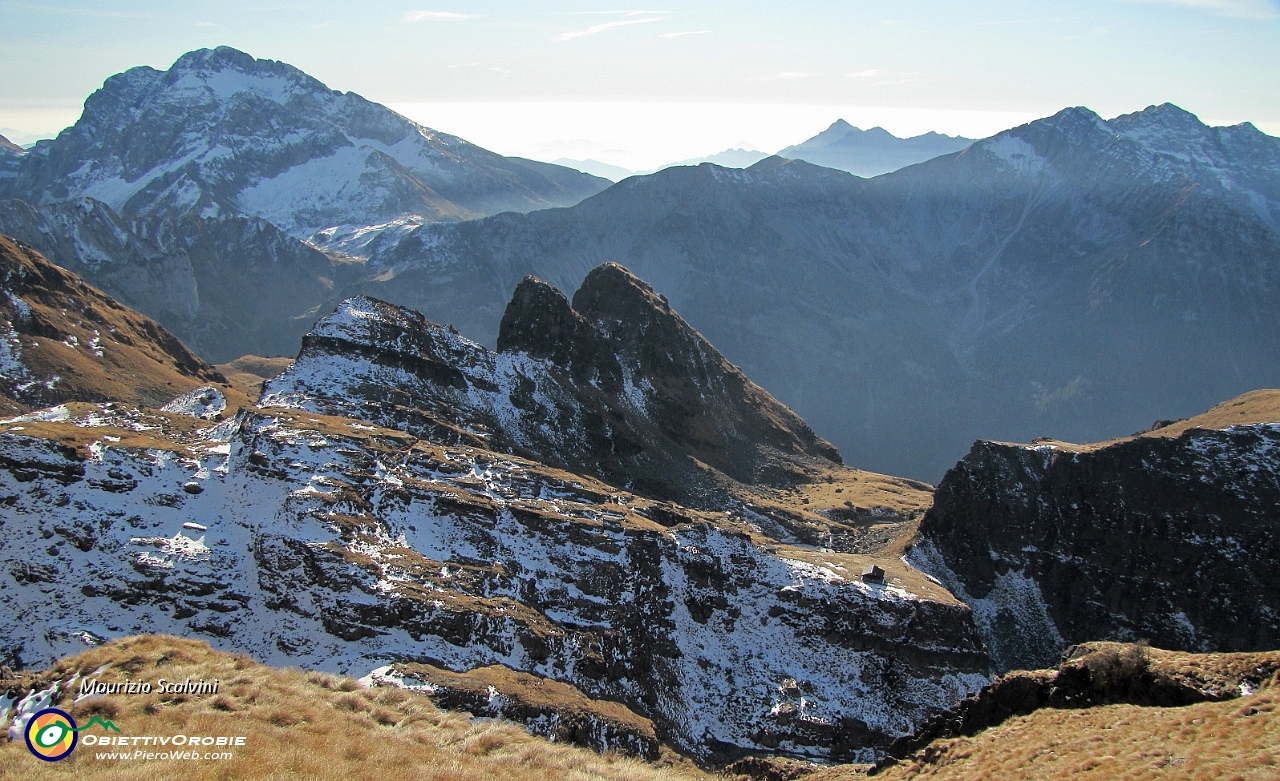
[264,263,840,509]
[361,103,1280,482]
[0,257,988,765]
[910,390,1280,673]
[0,47,607,363]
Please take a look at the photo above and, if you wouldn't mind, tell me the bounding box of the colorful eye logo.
[24,708,78,761]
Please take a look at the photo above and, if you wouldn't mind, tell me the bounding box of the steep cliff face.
[0,404,988,763]
[264,264,841,509]
[912,392,1280,672]
[0,197,365,363]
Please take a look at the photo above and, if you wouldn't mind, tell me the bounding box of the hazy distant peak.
[778,121,975,177]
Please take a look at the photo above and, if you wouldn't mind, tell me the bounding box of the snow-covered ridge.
[0,402,989,761]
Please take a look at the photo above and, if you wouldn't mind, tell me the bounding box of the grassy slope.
[810,645,1280,781]
[0,636,711,781]
[212,355,294,400]
[816,687,1279,781]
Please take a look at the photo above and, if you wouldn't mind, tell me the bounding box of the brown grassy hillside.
[0,234,249,413]
[0,635,710,781]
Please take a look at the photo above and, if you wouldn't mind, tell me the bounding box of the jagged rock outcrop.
[263,264,841,508]
[0,233,231,411]
[0,403,989,763]
[0,253,990,764]
[911,392,1280,672]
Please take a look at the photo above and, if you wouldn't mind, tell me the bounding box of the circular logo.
[24,708,78,762]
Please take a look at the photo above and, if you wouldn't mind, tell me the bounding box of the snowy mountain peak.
[162,47,328,105]
[267,266,842,506]
[6,48,607,242]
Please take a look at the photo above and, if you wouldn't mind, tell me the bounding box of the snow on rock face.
[0,407,989,762]
[914,424,1280,672]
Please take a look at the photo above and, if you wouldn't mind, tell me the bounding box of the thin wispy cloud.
[763,71,821,80]
[403,10,477,22]
[445,63,477,69]
[1118,0,1278,18]
[557,16,663,41]
[848,69,922,85]
[659,30,710,38]
[6,2,151,18]
[568,10,669,15]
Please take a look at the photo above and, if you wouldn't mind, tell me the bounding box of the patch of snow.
[161,386,227,420]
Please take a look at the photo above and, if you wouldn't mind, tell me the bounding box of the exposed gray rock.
[0,406,989,763]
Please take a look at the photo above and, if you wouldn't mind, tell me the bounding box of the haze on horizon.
[2,0,1277,169]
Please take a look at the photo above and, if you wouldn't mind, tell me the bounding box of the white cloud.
[557,16,663,41]
[659,30,710,38]
[1118,0,1278,18]
[847,68,922,86]
[569,9,669,15]
[403,11,477,22]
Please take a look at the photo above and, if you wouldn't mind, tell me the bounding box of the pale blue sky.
[2,0,1277,166]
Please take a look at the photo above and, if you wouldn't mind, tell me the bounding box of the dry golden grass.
[815,688,1280,781]
[1142,389,1280,438]
[807,645,1280,781]
[0,635,712,781]
[991,389,1280,453]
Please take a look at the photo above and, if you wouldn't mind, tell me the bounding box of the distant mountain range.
[353,104,1280,481]
[555,124,972,182]
[1,46,1276,481]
